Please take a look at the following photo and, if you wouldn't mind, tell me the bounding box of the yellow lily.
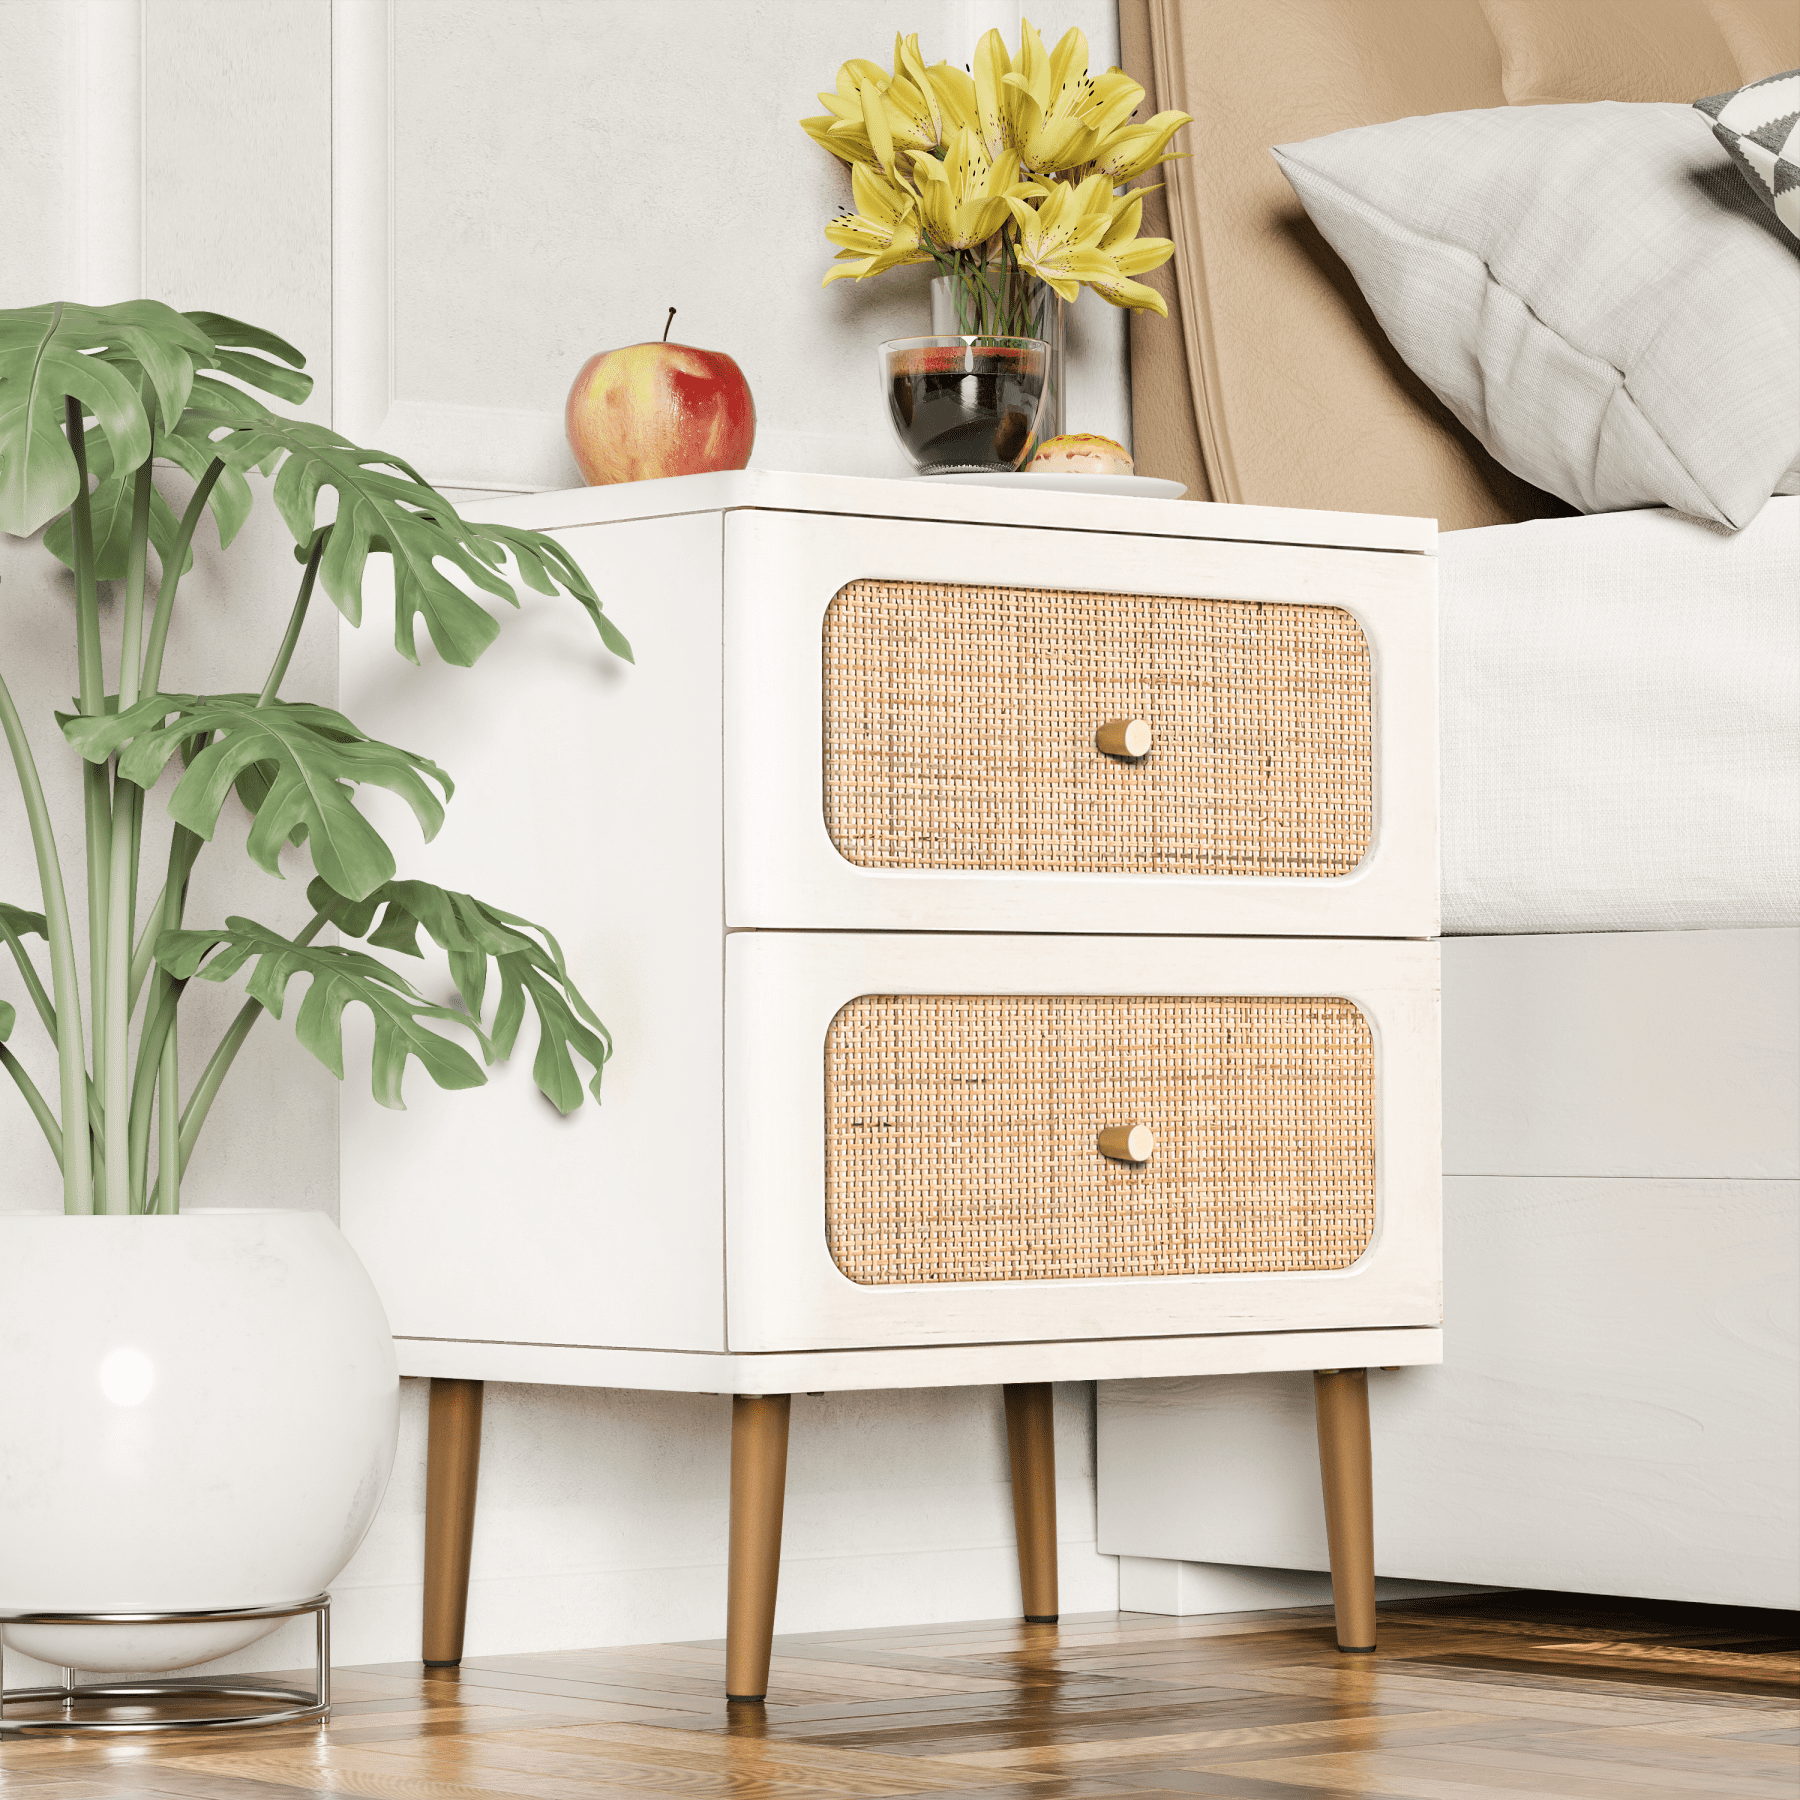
[802,38,948,173]
[890,33,950,149]
[822,163,932,283]
[988,23,1165,174]
[1090,108,1194,182]
[801,57,892,165]
[803,22,1188,310]
[1082,188,1174,315]
[1001,22,1099,171]
[973,26,1018,162]
[1004,179,1174,312]
[926,59,979,136]
[908,130,1027,250]
[1004,174,1117,301]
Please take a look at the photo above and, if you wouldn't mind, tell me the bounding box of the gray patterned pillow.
[1697,70,1800,241]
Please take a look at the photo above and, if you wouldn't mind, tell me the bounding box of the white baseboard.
[1117,1555,1493,1618]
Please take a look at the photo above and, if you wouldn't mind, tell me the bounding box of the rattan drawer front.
[824,994,1376,1286]
[822,580,1373,877]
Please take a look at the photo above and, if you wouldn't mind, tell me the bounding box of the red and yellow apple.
[565,315,756,485]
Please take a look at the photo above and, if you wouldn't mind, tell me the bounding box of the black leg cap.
[422,1659,462,1668]
[726,1693,767,1703]
[1335,1644,1377,1655]
[1024,1614,1059,1624]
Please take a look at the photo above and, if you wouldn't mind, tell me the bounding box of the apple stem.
[663,307,676,343]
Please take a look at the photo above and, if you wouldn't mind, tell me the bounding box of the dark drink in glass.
[881,336,1049,474]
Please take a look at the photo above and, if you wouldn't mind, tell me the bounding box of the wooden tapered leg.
[1003,1382,1059,1623]
[1313,1368,1377,1653]
[726,1393,791,1701]
[423,1377,485,1667]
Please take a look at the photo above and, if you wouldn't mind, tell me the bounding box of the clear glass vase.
[930,273,1064,446]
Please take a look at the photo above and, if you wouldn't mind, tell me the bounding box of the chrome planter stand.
[0,1595,329,1734]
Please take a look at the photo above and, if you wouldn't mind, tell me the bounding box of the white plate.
[922,471,1188,499]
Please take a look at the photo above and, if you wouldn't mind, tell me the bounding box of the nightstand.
[338,470,1439,1694]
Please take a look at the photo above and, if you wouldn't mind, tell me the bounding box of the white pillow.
[1274,102,1800,530]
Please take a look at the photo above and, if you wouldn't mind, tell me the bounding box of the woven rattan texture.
[824,995,1376,1286]
[822,580,1373,876]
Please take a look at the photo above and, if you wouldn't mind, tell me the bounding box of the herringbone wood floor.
[3,1592,1796,1798]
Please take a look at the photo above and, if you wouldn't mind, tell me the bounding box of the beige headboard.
[1118,0,1798,529]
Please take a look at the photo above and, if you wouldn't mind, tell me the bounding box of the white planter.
[0,1209,399,1674]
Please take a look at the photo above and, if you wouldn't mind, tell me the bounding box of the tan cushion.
[1119,0,1800,529]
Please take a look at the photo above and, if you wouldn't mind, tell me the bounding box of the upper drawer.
[823,577,1373,881]
[726,508,1436,938]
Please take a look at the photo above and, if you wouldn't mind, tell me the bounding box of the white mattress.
[1438,496,1799,935]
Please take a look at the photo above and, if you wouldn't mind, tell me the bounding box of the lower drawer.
[726,932,1440,1353]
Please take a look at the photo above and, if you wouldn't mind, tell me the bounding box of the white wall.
[0,0,1128,1674]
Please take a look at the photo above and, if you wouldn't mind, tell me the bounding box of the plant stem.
[118,457,152,713]
[0,911,56,1038]
[0,665,93,1212]
[127,973,179,1210]
[98,458,156,1214]
[141,460,222,696]
[84,764,111,1091]
[66,402,113,1149]
[258,534,323,708]
[1,930,108,1145]
[129,825,201,1011]
[155,1021,178,1213]
[0,1045,63,1168]
[178,908,327,1175]
[64,399,105,711]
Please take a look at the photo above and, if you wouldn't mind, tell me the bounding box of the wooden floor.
[3,1592,1796,1798]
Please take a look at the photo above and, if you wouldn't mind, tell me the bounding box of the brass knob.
[1098,1123,1156,1163]
[1096,718,1152,760]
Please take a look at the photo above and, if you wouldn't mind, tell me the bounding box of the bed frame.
[1101,0,1799,1611]
[1098,927,1800,1609]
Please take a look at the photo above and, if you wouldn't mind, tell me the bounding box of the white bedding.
[1438,496,1799,935]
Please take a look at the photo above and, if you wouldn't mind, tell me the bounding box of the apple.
[565,308,756,485]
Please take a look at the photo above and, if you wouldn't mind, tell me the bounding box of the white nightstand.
[338,470,1440,1696]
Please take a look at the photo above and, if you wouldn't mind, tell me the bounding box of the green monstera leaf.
[308,876,611,1112]
[63,694,453,901]
[158,916,488,1108]
[178,313,312,407]
[42,425,248,580]
[475,522,633,664]
[0,902,47,941]
[0,301,308,541]
[174,405,629,667]
[0,303,156,535]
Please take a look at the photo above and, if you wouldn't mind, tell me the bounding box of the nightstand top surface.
[462,469,1436,556]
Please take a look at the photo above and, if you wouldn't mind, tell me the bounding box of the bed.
[1097,0,1800,1611]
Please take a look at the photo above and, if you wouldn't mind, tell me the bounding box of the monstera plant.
[0,299,632,1695]
[0,300,629,1216]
